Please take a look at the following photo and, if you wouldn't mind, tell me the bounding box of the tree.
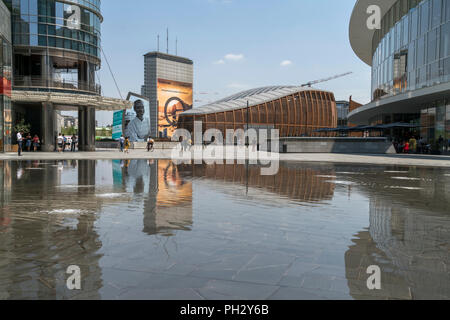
[62,126,78,136]
[14,119,31,135]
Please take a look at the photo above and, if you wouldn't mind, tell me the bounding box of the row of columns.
[41,102,96,152]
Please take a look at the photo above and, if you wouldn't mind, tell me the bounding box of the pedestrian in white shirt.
[17,132,23,156]
[57,134,64,153]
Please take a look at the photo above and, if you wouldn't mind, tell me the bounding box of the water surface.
[0,160,449,300]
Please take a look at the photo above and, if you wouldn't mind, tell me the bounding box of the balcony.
[13,76,101,95]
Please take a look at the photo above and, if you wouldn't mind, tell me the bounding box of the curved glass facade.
[371,0,450,100]
[3,0,101,94]
[0,36,12,152]
[1,0,12,152]
[6,0,101,58]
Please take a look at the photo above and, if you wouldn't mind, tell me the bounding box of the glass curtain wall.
[371,0,450,101]
[0,36,12,152]
[7,0,101,58]
[336,102,350,127]
[420,99,450,152]
[4,0,101,94]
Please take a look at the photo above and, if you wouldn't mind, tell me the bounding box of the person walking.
[62,135,67,152]
[119,135,125,152]
[124,137,130,154]
[71,135,77,152]
[418,137,427,154]
[32,134,40,152]
[404,141,410,154]
[57,133,63,153]
[25,133,32,152]
[147,136,154,152]
[409,136,417,154]
[17,131,23,156]
[438,135,444,153]
[179,136,186,152]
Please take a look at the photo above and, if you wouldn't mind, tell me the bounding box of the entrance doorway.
[56,106,79,152]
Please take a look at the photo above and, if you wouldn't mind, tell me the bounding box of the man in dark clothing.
[71,135,77,152]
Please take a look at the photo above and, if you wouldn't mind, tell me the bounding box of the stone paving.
[1,158,449,300]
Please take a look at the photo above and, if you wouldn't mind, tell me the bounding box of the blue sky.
[95,0,371,125]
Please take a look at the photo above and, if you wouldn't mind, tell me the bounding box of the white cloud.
[224,53,244,61]
[280,60,292,67]
[213,53,244,65]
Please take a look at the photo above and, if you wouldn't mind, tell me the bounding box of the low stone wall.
[95,141,119,149]
[132,142,179,150]
[262,137,397,154]
[96,141,179,150]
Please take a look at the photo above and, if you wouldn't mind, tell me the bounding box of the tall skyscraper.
[0,0,129,152]
[142,52,193,139]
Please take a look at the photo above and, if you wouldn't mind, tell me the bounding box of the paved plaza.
[1,149,449,168]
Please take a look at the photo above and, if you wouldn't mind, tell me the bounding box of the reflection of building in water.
[0,160,103,299]
[0,161,11,209]
[345,194,450,299]
[349,165,450,215]
[120,159,193,236]
[149,160,192,236]
[183,162,335,204]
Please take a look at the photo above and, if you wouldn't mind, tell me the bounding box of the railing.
[13,76,101,95]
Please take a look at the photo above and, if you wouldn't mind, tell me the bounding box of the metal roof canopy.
[378,122,421,129]
[181,86,333,116]
[11,90,132,111]
[348,81,450,124]
[315,123,420,133]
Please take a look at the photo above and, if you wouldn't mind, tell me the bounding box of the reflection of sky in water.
[0,160,449,300]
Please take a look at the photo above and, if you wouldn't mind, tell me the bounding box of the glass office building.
[1,0,12,152]
[4,0,101,94]
[1,0,129,153]
[370,0,450,98]
[349,0,450,152]
[336,101,350,127]
[0,0,128,153]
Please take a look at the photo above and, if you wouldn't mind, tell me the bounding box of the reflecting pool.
[0,160,449,300]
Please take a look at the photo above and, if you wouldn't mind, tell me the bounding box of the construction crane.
[301,72,353,88]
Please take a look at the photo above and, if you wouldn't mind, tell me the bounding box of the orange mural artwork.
[157,79,193,138]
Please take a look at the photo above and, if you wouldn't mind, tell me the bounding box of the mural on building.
[157,79,193,139]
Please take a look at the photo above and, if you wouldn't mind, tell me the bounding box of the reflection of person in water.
[123,160,152,195]
[164,161,186,188]
[125,100,150,142]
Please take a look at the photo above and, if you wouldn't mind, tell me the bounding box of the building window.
[432,0,442,28]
